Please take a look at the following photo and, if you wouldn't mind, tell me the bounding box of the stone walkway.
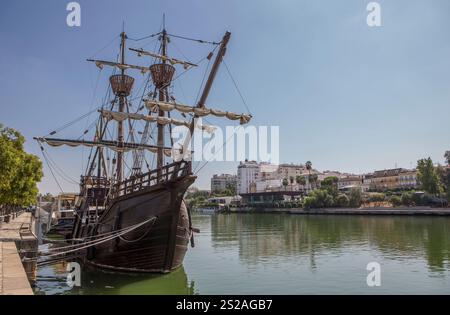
[0,212,36,295]
[0,242,34,295]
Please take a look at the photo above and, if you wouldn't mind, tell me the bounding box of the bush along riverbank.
[227,178,448,214]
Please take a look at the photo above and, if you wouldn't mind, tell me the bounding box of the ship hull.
[83,175,195,273]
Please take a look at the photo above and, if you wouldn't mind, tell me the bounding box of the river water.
[34,213,450,295]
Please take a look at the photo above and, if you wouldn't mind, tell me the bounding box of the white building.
[338,175,363,191]
[237,160,260,194]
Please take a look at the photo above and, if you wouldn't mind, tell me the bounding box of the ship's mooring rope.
[24,216,157,262]
[118,217,157,243]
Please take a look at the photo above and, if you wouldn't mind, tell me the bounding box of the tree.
[282,178,288,191]
[445,151,450,165]
[401,192,413,206]
[0,124,43,211]
[390,195,402,207]
[305,161,312,173]
[348,188,362,208]
[39,193,55,202]
[416,158,440,195]
[296,176,306,189]
[321,176,339,196]
[309,173,318,190]
[336,194,350,207]
[223,182,236,196]
[303,189,334,209]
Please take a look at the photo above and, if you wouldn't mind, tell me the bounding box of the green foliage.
[321,176,339,187]
[213,183,237,197]
[39,193,55,202]
[390,195,402,207]
[348,188,362,208]
[368,193,385,203]
[401,192,414,206]
[303,189,334,209]
[335,194,349,207]
[0,124,43,207]
[321,176,339,196]
[417,157,441,195]
[309,173,318,189]
[445,151,450,165]
[282,178,288,188]
[296,175,306,186]
[305,161,312,171]
[185,189,210,210]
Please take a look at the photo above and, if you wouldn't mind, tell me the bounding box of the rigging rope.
[38,143,64,193]
[223,59,253,116]
[167,33,220,45]
[26,216,158,261]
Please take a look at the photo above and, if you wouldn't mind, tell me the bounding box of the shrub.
[390,195,402,207]
[401,192,414,206]
[349,188,362,208]
[303,196,314,210]
[302,189,334,209]
[368,193,385,203]
[336,194,350,207]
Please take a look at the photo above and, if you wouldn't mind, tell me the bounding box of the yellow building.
[370,168,418,191]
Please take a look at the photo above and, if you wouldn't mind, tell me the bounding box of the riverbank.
[0,212,37,295]
[229,206,450,216]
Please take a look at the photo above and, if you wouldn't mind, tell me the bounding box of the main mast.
[116,31,126,182]
[157,29,168,175]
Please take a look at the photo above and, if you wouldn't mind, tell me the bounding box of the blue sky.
[1,0,449,193]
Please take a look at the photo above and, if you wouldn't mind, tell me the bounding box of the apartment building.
[370,168,418,191]
[211,174,237,193]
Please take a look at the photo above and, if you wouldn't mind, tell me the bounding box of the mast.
[116,31,126,182]
[197,31,231,109]
[183,31,231,155]
[157,29,168,175]
[96,116,103,184]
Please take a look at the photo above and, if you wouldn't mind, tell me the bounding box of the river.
[34,213,450,295]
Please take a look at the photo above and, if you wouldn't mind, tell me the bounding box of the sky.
[1,0,449,193]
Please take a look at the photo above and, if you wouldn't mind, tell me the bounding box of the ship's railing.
[110,160,192,199]
[80,176,110,187]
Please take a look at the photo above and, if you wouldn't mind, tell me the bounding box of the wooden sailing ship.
[35,27,251,273]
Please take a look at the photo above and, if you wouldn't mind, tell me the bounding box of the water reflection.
[35,213,450,294]
[35,264,195,295]
[210,214,450,272]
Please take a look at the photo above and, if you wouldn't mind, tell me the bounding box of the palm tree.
[305,161,312,191]
[289,176,294,191]
[305,161,312,173]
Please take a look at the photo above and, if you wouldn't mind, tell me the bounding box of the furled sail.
[144,100,252,125]
[129,48,197,70]
[87,59,150,74]
[35,137,175,157]
[99,110,217,133]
